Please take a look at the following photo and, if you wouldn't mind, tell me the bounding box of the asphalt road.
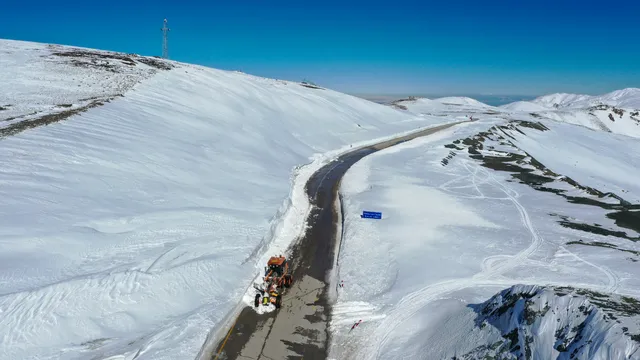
[209,121,466,360]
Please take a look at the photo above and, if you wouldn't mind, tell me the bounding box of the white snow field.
[330,109,640,359]
[391,96,499,118]
[500,100,550,113]
[0,39,450,360]
[533,88,640,110]
[498,88,640,139]
[0,40,172,128]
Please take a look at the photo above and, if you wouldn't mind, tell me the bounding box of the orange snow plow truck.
[254,255,293,309]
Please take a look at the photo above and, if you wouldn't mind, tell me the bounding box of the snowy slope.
[434,96,491,108]
[500,88,640,138]
[330,114,640,359]
[508,120,640,202]
[0,39,446,360]
[457,285,640,359]
[532,93,592,109]
[534,107,640,138]
[391,96,498,118]
[532,88,640,109]
[500,100,551,113]
[0,39,173,129]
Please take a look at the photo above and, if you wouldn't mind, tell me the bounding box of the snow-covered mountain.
[390,96,498,117]
[461,285,640,359]
[532,88,640,109]
[498,89,640,139]
[500,100,551,113]
[434,96,492,107]
[0,39,445,360]
[3,36,640,360]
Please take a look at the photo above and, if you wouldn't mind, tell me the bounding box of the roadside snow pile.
[0,39,443,360]
[330,114,640,359]
[460,285,640,360]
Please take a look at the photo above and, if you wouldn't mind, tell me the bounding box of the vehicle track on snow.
[363,159,548,360]
[558,245,620,293]
[360,156,630,359]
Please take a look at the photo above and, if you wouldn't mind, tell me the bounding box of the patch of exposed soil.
[566,240,640,257]
[0,97,116,139]
[300,82,323,90]
[51,49,174,71]
[135,56,174,71]
[390,96,419,110]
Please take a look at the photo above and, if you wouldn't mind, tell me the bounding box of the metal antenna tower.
[161,18,170,59]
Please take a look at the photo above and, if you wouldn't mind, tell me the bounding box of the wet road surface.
[209,121,466,360]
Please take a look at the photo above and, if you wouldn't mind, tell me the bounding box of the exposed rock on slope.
[458,285,640,360]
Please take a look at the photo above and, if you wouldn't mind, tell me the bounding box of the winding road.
[208,121,466,360]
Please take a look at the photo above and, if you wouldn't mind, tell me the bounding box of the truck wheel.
[275,296,282,309]
[254,293,261,308]
[283,274,292,288]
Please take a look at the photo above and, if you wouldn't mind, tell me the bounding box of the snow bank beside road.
[0,39,446,360]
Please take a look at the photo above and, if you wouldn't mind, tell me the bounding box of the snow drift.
[0,39,446,360]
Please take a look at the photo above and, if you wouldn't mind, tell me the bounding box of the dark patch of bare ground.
[1,49,175,138]
[50,49,174,71]
[442,119,640,259]
[565,240,640,256]
[389,96,419,110]
[300,82,324,90]
[554,287,640,319]
[0,97,118,139]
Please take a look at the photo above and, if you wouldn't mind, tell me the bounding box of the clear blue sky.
[2,0,639,96]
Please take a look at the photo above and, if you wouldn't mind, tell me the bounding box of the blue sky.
[2,0,639,96]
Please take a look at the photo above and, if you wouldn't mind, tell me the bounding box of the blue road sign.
[361,211,382,219]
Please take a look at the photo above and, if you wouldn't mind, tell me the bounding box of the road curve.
[209,121,467,360]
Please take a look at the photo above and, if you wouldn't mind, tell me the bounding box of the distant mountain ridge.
[532,88,640,110]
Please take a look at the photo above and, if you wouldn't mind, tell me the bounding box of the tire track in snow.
[558,246,620,293]
[361,159,547,360]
